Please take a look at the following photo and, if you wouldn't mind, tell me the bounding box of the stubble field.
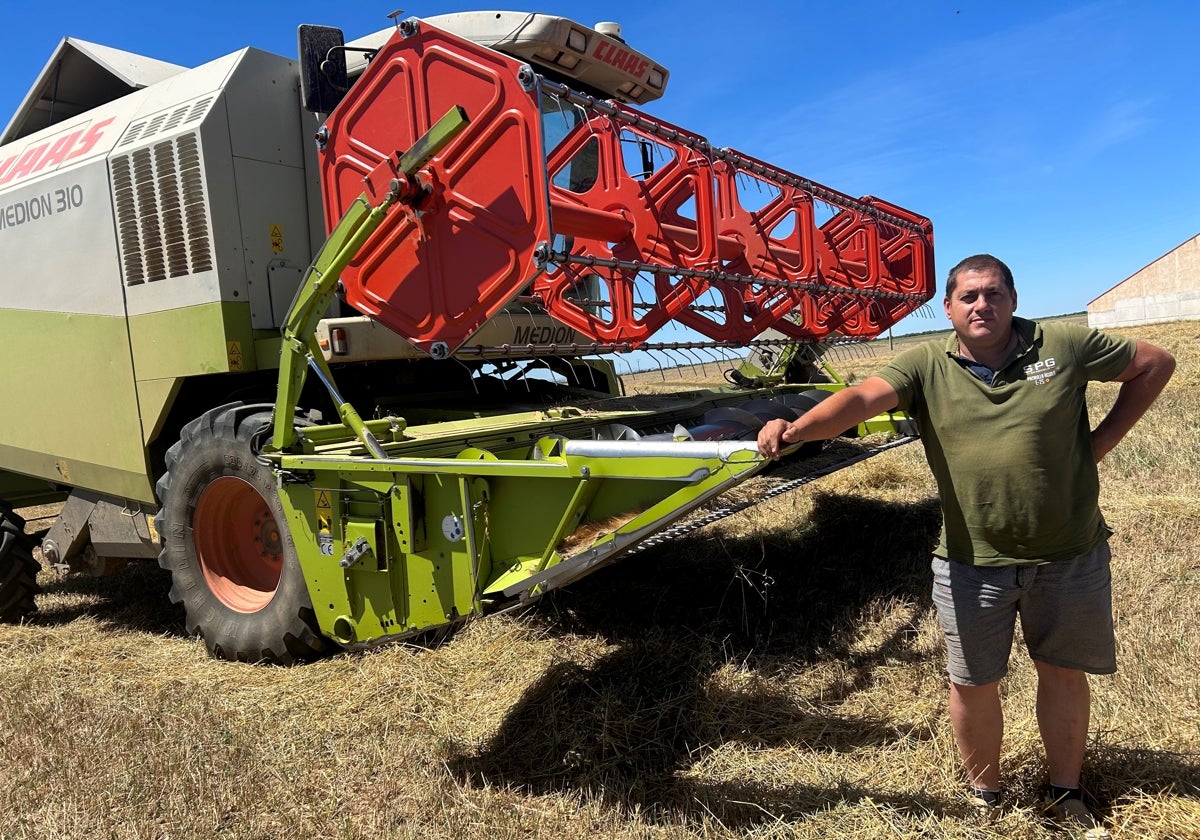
[1,319,1197,839]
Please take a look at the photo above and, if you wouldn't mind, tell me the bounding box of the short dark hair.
[945,254,1015,298]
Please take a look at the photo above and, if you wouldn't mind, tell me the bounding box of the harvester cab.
[0,11,934,662]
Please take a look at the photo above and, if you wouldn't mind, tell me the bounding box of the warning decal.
[315,490,332,533]
[315,490,334,556]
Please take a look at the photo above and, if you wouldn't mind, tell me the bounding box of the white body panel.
[0,96,142,316]
[0,47,314,328]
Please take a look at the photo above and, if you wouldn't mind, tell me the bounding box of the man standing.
[758,254,1175,837]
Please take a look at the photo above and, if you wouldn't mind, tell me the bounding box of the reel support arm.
[272,107,471,454]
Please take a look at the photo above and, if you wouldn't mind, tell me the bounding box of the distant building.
[1088,234,1200,328]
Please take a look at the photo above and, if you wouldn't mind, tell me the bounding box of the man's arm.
[1091,340,1176,462]
[757,376,900,460]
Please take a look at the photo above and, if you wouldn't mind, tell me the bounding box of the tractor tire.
[155,404,331,664]
[0,502,39,623]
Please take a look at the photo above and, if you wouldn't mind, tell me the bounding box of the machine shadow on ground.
[30,556,183,637]
[447,492,948,828]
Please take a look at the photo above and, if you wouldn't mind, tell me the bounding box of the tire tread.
[155,403,330,664]
[0,502,40,623]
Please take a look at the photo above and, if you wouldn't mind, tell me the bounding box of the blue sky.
[2,0,1196,334]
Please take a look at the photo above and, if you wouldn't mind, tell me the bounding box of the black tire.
[0,502,39,623]
[155,403,331,664]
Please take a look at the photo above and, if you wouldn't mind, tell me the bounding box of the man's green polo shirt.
[874,317,1136,566]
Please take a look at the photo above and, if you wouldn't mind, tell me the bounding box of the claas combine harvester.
[0,11,934,662]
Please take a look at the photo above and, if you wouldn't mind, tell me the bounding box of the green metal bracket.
[276,432,769,647]
[271,106,471,454]
[728,342,800,387]
[818,356,845,385]
[729,340,843,387]
[857,411,917,437]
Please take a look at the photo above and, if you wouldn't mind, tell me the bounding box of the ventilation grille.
[112,132,214,286]
[116,97,213,148]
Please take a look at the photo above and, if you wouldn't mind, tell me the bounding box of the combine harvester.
[0,11,934,662]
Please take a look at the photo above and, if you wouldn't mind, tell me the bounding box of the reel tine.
[619,350,638,379]
[670,348,692,378]
[581,357,604,390]
[698,344,723,374]
[455,356,481,395]
[668,348,687,379]
[585,347,608,390]
[561,357,581,386]
[648,348,667,381]
[535,355,560,386]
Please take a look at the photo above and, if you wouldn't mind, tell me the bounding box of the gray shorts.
[931,541,1116,686]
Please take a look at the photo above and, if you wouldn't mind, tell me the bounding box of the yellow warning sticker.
[270,223,284,254]
[315,490,332,533]
[146,514,159,543]
[227,341,244,371]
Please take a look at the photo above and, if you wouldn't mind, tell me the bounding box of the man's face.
[943,269,1017,345]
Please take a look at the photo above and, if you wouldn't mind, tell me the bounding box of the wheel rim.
[193,476,284,613]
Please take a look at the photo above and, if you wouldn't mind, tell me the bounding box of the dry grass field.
[2,319,1198,839]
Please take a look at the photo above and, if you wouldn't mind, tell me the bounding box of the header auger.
[0,11,932,663]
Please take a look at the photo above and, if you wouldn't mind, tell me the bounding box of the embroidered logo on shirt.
[1023,357,1058,385]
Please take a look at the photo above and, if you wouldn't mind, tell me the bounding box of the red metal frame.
[319,20,935,355]
[319,23,551,356]
[538,108,934,345]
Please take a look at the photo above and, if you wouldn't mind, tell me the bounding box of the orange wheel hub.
[193,476,284,613]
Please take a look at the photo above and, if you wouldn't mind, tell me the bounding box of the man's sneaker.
[967,788,1003,822]
[1045,796,1110,839]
